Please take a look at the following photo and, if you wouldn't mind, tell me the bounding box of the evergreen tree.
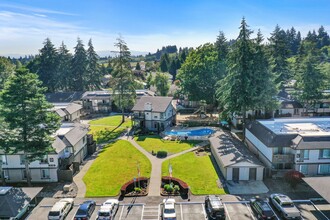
[216,18,255,135]
[179,49,187,63]
[0,68,61,186]
[286,27,300,55]
[0,57,15,90]
[252,30,277,113]
[38,38,59,92]
[135,62,141,70]
[159,53,169,72]
[296,54,324,110]
[153,72,170,96]
[268,25,291,89]
[146,73,153,90]
[71,38,87,91]
[86,39,102,90]
[317,26,330,48]
[57,42,72,91]
[111,37,136,123]
[168,59,177,81]
[215,31,229,60]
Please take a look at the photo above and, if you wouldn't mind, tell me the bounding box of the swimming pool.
[165,127,215,137]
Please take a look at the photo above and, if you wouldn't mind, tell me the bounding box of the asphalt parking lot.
[27,197,330,220]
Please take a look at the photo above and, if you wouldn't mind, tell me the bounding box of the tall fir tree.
[0,68,60,186]
[168,59,177,81]
[0,57,15,90]
[216,18,255,135]
[57,42,72,91]
[317,26,330,49]
[268,25,291,89]
[111,37,136,123]
[38,38,59,92]
[71,38,87,91]
[159,53,169,72]
[86,39,102,90]
[215,31,229,60]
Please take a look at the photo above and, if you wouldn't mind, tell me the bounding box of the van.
[48,198,74,220]
[205,195,225,220]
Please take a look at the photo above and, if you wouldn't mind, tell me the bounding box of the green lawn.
[161,152,225,195]
[88,115,131,144]
[134,135,201,154]
[83,140,151,197]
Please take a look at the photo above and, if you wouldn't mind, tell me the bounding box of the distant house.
[274,100,303,118]
[132,96,176,132]
[0,187,42,220]
[45,92,84,104]
[210,131,264,181]
[245,118,330,177]
[0,123,91,183]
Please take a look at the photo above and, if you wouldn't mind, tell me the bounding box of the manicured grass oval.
[83,140,151,197]
[161,151,225,195]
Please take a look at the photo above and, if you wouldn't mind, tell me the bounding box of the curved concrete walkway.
[73,133,207,197]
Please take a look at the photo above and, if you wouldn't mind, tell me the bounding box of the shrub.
[164,184,174,192]
[284,170,305,188]
[134,187,142,193]
[157,150,167,158]
[173,185,180,192]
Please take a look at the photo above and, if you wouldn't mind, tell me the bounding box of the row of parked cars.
[48,198,119,220]
[206,193,301,220]
[163,193,301,220]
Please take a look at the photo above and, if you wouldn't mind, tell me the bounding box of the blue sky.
[0,0,329,57]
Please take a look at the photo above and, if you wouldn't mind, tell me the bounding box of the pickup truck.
[269,194,301,220]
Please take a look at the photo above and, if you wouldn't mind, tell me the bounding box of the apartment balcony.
[132,113,145,120]
[272,154,294,163]
[59,154,74,170]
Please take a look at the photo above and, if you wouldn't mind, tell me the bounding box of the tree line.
[26,38,104,92]
[176,18,330,130]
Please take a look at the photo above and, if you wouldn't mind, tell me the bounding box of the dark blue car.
[74,200,96,220]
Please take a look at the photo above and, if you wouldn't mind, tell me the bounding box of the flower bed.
[161,176,189,195]
[120,177,149,197]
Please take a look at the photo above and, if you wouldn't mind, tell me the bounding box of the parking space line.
[201,203,207,219]
[310,200,330,220]
[223,203,232,220]
[266,202,280,220]
[141,205,144,220]
[158,204,161,220]
[180,203,184,220]
[119,204,124,220]
[244,202,256,220]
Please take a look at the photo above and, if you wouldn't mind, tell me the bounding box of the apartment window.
[160,113,164,119]
[49,158,54,163]
[319,149,330,159]
[1,155,7,165]
[154,115,158,119]
[40,155,48,164]
[300,164,308,175]
[318,164,330,174]
[20,155,26,165]
[301,150,309,159]
[22,170,27,179]
[41,169,50,179]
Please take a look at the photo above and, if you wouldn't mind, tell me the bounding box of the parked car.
[269,194,301,219]
[250,197,275,220]
[74,200,96,220]
[162,198,176,220]
[48,198,74,220]
[97,199,119,220]
[204,195,225,220]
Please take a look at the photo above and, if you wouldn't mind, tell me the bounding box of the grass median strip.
[83,140,151,197]
[161,151,225,195]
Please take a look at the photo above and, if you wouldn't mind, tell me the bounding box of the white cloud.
[0,3,77,16]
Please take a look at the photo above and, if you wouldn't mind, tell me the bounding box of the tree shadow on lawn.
[208,154,229,194]
[95,123,126,144]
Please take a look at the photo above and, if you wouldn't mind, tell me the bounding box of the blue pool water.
[165,128,215,137]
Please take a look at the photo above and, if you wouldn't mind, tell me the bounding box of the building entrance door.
[249,168,257,180]
[233,168,239,181]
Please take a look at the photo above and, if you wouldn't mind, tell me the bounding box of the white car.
[162,198,176,220]
[97,199,119,220]
[270,194,301,219]
[48,198,74,220]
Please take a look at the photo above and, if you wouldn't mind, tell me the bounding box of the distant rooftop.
[259,117,330,135]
